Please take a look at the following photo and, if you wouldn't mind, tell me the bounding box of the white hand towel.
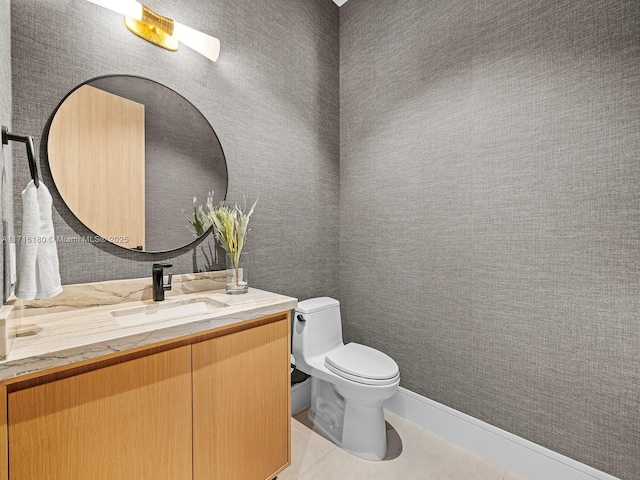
[15,181,38,299]
[15,180,63,300]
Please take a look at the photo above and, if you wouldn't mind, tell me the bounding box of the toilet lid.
[324,343,399,383]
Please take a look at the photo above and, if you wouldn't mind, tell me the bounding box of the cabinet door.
[192,318,291,480]
[8,346,192,480]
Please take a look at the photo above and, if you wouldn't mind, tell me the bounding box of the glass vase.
[225,252,249,294]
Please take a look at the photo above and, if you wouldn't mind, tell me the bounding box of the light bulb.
[86,0,142,20]
[173,22,220,62]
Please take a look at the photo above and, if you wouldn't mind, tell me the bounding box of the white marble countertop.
[0,285,297,381]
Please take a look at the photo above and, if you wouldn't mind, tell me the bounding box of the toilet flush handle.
[296,314,306,323]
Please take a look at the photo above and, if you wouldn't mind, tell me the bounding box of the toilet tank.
[293,297,343,362]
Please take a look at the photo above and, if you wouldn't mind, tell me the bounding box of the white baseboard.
[384,387,620,480]
[291,378,311,415]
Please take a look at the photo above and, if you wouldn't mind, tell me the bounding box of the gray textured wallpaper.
[8,0,640,478]
[10,0,339,301]
[340,0,639,479]
[1,0,12,304]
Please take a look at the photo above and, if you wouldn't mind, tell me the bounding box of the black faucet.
[152,263,173,301]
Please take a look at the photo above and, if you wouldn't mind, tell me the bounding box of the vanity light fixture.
[86,0,220,62]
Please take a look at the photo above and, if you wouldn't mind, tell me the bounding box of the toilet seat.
[324,343,399,386]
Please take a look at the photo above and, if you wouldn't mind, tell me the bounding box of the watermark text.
[2,235,129,244]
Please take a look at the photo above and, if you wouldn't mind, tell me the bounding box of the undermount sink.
[111,297,229,327]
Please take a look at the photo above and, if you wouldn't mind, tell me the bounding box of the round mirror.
[46,75,227,253]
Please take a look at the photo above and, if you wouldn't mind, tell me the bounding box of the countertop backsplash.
[0,270,228,359]
[7,270,227,319]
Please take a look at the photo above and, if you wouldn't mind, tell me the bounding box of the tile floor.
[279,409,527,480]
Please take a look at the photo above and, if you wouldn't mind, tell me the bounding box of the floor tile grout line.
[295,445,339,480]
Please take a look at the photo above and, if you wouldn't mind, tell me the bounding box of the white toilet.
[292,297,400,461]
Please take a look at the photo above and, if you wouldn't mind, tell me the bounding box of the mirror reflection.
[47,75,227,253]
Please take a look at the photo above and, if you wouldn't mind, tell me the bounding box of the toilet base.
[308,377,345,447]
[341,397,387,461]
[308,377,388,461]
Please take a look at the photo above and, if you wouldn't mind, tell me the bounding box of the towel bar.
[2,125,39,188]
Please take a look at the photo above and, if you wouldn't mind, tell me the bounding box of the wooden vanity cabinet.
[192,318,290,480]
[0,312,291,480]
[7,346,193,480]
